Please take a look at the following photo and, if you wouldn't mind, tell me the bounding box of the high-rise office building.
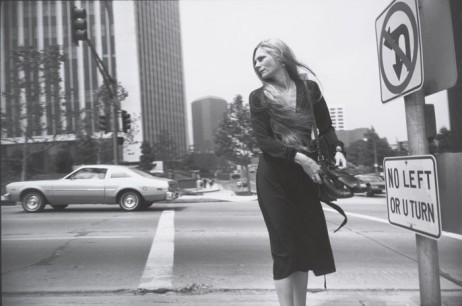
[328,104,346,131]
[1,0,187,167]
[191,97,227,153]
[1,0,116,138]
[114,0,187,160]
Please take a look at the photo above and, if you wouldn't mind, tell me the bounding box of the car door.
[52,167,108,204]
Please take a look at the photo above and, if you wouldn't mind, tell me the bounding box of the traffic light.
[98,114,108,132]
[117,136,125,145]
[71,5,87,45]
[121,110,131,133]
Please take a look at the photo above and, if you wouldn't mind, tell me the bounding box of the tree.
[1,45,70,180]
[69,82,129,165]
[153,129,177,161]
[346,127,395,172]
[214,95,258,193]
[55,149,74,173]
[93,82,128,135]
[74,133,98,165]
[139,141,154,172]
[433,127,452,153]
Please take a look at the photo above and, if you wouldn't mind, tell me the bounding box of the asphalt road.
[1,195,461,305]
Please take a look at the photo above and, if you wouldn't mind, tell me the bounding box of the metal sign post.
[374,0,458,303]
[404,90,441,305]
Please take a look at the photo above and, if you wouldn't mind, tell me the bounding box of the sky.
[179,0,450,146]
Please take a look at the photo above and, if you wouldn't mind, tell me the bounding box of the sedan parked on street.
[3,165,180,212]
[354,174,386,197]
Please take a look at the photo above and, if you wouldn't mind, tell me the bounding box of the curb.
[1,200,16,206]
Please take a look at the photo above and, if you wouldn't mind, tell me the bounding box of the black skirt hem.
[273,268,336,281]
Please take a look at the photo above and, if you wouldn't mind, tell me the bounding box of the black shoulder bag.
[308,85,360,232]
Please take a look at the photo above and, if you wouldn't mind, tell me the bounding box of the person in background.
[335,141,347,169]
[249,38,345,306]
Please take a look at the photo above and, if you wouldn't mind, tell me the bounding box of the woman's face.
[254,47,284,81]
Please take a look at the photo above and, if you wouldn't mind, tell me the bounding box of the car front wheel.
[21,191,46,212]
[119,191,144,211]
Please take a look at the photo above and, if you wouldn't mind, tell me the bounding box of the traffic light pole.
[72,2,121,164]
[86,38,120,165]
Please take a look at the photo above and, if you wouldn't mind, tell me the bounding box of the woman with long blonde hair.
[249,38,345,306]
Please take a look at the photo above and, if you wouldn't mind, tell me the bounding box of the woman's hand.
[335,151,347,169]
[294,152,322,184]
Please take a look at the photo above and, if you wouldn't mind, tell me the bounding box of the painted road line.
[2,216,155,222]
[138,210,175,290]
[323,208,462,241]
[1,236,134,241]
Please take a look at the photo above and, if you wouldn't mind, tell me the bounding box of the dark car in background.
[354,174,386,197]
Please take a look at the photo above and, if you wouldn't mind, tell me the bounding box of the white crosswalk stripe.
[138,210,175,290]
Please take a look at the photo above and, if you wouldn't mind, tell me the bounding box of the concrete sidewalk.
[3,289,462,305]
[175,184,258,203]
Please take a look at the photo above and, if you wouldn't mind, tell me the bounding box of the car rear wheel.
[50,204,68,210]
[119,191,144,211]
[21,191,46,213]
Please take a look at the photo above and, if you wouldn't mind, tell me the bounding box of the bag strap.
[302,80,347,232]
[323,200,348,233]
[302,81,323,161]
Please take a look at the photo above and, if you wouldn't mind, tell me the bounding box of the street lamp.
[364,137,379,174]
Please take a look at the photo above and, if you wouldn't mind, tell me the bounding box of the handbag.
[306,82,360,232]
[316,134,361,201]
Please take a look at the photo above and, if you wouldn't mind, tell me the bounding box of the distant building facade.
[191,97,227,153]
[1,0,118,172]
[328,104,346,131]
[1,0,187,170]
[1,0,117,139]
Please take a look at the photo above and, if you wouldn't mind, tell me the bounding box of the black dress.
[249,80,338,280]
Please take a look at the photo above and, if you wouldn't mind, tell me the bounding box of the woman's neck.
[272,70,293,92]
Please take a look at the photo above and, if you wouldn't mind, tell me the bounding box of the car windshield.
[360,176,383,183]
[130,168,155,178]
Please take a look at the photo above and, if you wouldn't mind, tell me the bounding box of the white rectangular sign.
[384,155,441,239]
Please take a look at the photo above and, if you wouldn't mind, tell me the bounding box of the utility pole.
[86,39,120,164]
[372,139,378,173]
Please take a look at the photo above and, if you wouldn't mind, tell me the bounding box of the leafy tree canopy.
[214,95,257,167]
[153,129,177,161]
[432,127,452,153]
[346,127,395,171]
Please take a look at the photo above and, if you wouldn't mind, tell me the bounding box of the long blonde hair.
[252,39,319,151]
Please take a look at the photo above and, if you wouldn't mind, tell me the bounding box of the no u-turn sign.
[376,0,423,103]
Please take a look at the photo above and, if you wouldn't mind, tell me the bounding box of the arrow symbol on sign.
[383,25,411,80]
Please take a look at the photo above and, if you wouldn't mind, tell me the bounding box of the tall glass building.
[1,0,116,138]
[191,96,227,153]
[114,0,187,160]
[1,0,187,168]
